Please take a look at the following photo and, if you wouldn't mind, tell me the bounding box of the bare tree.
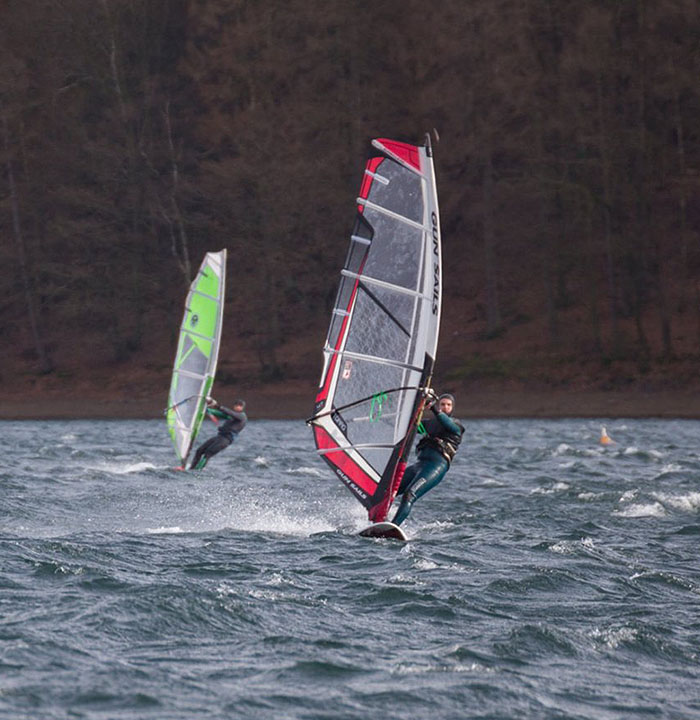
[2,111,53,373]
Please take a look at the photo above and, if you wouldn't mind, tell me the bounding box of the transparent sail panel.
[368,160,422,223]
[178,335,210,377]
[360,208,422,289]
[344,287,415,364]
[174,373,203,428]
[334,357,402,414]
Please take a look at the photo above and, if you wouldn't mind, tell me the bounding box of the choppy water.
[2,418,700,719]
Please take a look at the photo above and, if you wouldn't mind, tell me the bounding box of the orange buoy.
[600,426,613,445]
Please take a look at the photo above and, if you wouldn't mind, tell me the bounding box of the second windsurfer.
[390,391,464,526]
[189,397,247,469]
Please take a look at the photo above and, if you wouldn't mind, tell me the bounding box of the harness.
[417,434,459,463]
[416,414,464,464]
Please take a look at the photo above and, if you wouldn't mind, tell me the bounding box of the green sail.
[166,250,227,466]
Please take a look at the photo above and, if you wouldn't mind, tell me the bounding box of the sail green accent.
[186,292,218,351]
[369,391,388,422]
[192,376,214,445]
[166,392,183,458]
[195,268,220,299]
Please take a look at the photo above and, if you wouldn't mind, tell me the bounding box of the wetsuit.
[189,404,247,470]
[391,405,464,526]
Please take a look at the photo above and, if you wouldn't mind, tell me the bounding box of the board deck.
[358,521,407,541]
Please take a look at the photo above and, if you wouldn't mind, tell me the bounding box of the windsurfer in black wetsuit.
[391,391,464,526]
[189,398,247,470]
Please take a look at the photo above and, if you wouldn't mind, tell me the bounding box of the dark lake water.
[2,418,700,719]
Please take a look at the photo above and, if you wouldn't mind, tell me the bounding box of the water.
[2,418,700,719]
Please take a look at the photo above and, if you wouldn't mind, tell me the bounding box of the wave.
[87,461,160,475]
[615,502,666,518]
[651,491,700,513]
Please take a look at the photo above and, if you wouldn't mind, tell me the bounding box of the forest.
[1,0,699,414]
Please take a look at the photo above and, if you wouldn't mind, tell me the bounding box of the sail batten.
[339,269,431,299]
[319,443,398,454]
[190,289,221,302]
[309,136,442,521]
[179,327,221,343]
[357,198,429,231]
[364,170,390,185]
[175,369,209,381]
[324,348,423,373]
[166,250,227,467]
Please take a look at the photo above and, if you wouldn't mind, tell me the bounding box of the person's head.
[438,393,455,415]
[233,399,246,411]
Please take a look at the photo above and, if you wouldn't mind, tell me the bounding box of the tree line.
[1,0,699,386]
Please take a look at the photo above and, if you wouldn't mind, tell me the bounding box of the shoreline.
[2,389,699,420]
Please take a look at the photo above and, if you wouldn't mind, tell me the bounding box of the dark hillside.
[2,0,700,417]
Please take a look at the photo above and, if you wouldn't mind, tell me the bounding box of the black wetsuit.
[391,406,465,526]
[190,404,247,470]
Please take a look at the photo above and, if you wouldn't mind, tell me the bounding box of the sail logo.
[335,467,367,499]
[332,411,347,434]
[190,314,199,328]
[369,392,388,422]
[431,211,440,314]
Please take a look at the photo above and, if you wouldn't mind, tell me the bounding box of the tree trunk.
[2,113,53,374]
[635,0,672,358]
[482,143,501,337]
[582,190,602,355]
[595,71,618,357]
[163,99,192,287]
[256,251,283,381]
[533,110,558,345]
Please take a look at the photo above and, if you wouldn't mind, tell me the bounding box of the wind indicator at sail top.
[307,135,442,540]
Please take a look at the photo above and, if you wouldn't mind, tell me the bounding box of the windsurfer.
[390,391,464,526]
[189,398,247,470]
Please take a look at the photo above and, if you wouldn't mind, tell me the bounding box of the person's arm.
[210,404,234,418]
[204,398,226,422]
[430,404,462,435]
[209,404,247,423]
[203,406,219,424]
[204,398,229,418]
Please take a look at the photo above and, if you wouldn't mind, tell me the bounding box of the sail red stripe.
[314,283,355,404]
[375,139,421,172]
[313,426,378,496]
